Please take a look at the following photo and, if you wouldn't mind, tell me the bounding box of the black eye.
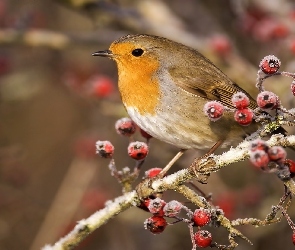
[132,48,144,57]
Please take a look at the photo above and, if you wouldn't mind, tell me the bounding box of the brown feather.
[168,56,257,110]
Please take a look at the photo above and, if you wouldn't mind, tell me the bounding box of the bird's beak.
[92,50,113,57]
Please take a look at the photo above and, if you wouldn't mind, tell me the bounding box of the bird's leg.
[204,140,224,157]
[192,140,224,183]
[158,141,223,178]
[159,149,187,177]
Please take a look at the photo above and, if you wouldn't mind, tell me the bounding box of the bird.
[92,34,258,158]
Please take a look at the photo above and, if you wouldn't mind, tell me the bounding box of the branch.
[138,134,295,197]
[43,134,295,249]
[42,191,139,250]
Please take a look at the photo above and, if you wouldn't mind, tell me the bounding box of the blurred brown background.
[1,0,295,249]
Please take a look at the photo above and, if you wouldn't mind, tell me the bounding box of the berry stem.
[280,71,295,79]
[256,70,281,92]
[188,181,212,202]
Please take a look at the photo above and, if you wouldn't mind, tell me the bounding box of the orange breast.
[114,50,161,116]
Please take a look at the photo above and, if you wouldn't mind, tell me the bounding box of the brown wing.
[168,59,257,110]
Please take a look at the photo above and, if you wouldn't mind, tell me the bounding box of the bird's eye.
[132,48,144,57]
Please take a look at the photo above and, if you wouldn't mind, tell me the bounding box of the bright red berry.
[290,81,295,96]
[88,75,114,97]
[234,108,253,126]
[144,216,167,234]
[145,168,162,178]
[256,91,279,110]
[115,117,136,137]
[250,139,269,152]
[292,231,295,245]
[268,146,287,163]
[147,197,166,216]
[194,230,212,248]
[127,141,149,160]
[192,208,211,227]
[249,149,270,169]
[140,128,153,140]
[231,92,250,109]
[95,140,114,158]
[259,55,281,74]
[284,159,295,177]
[203,101,224,121]
[163,200,183,217]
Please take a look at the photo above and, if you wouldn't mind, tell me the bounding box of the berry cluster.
[249,139,295,180]
[204,54,295,134]
[236,4,293,47]
[232,92,254,126]
[96,117,152,161]
[203,91,254,126]
[95,117,154,193]
[141,196,216,248]
[142,198,182,234]
[63,71,115,98]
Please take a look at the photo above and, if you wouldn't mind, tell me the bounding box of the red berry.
[292,231,295,245]
[115,117,136,137]
[250,139,269,152]
[194,230,212,248]
[290,81,295,96]
[268,146,287,163]
[284,159,295,177]
[127,141,149,160]
[253,18,276,42]
[256,91,279,110]
[231,92,250,109]
[215,193,236,219]
[147,197,166,216]
[145,167,162,178]
[209,35,231,57]
[192,208,211,227]
[140,128,153,140]
[249,149,270,169]
[234,108,253,126]
[137,197,153,212]
[95,140,114,158]
[272,23,289,38]
[163,200,183,217]
[203,101,224,121]
[259,55,281,74]
[144,216,167,234]
[88,75,114,97]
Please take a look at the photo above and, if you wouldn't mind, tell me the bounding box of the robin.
[92,34,258,156]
